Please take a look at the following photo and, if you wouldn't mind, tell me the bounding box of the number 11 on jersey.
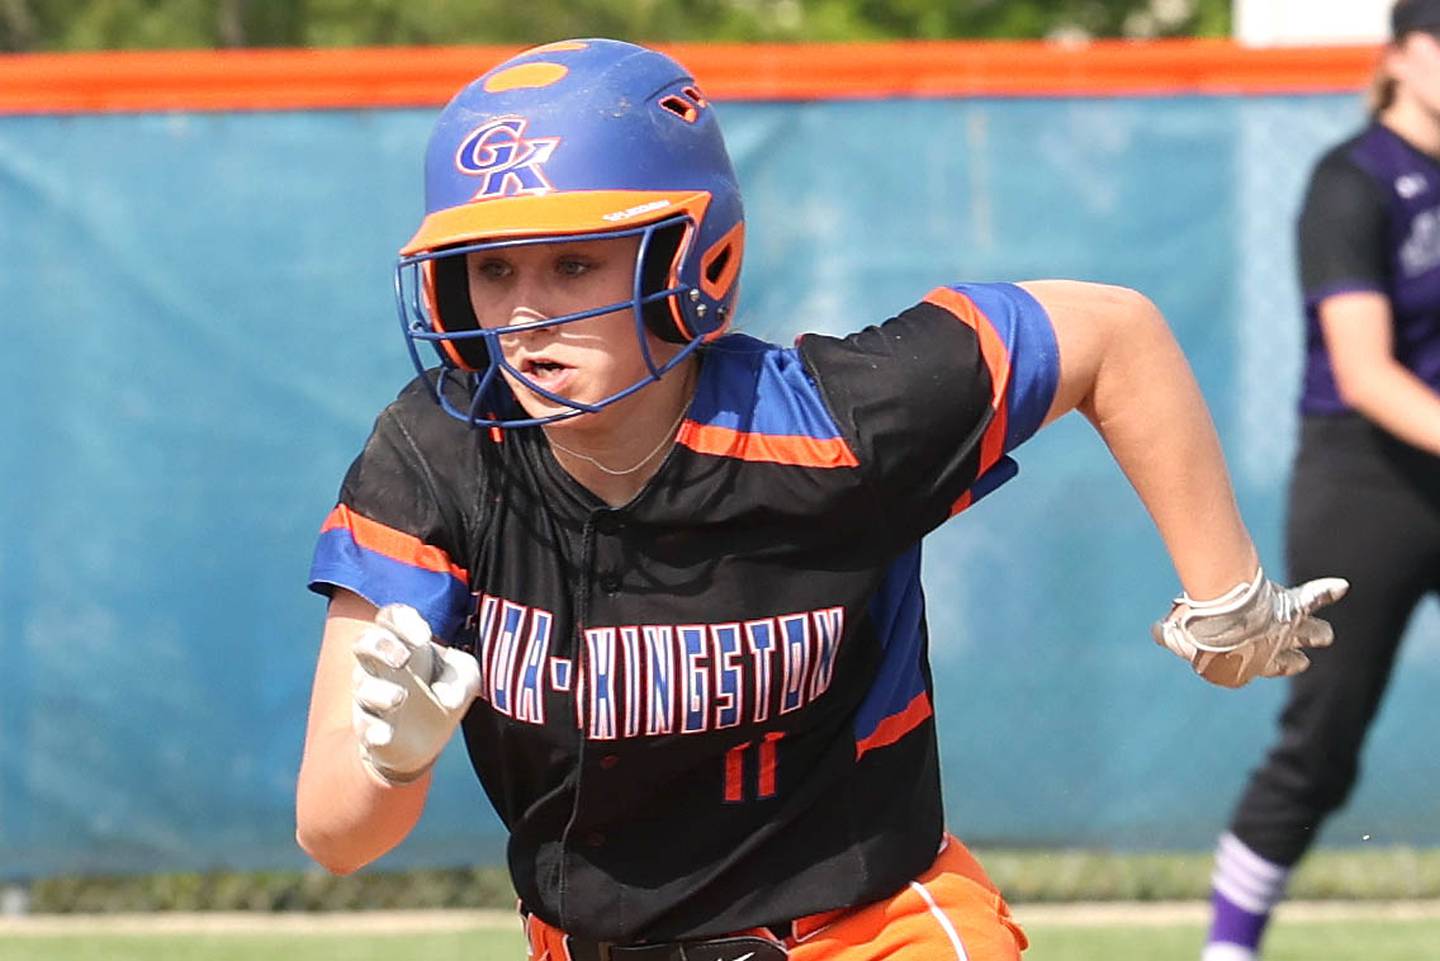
[723,732,785,803]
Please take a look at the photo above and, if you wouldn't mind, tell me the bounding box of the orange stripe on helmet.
[419,259,477,371]
[657,218,701,342]
[699,220,745,303]
[484,62,569,92]
[527,40,590,55]
[400,189,712,255]
[666,219,744,344]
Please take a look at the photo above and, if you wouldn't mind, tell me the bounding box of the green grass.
[4,918,1440,961]
[24,848,1440,913]
[1024,918,1440,961]
[0,931,521,961]
[979,846,1440,901]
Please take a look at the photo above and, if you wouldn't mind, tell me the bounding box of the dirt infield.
[3,901,1440,936]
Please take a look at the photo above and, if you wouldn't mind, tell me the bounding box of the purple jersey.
[1297,123,1440,414]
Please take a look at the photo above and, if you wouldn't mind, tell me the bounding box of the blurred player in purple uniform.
[294,38,1346,961]
[1202,3,1440,959]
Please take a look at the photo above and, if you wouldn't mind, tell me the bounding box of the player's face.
[1390,31,1440,116]
[464,234,681,421]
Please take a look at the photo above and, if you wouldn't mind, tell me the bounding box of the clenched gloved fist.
[1152,569,1349,689]
[352,604,481,786]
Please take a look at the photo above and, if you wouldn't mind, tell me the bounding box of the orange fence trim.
[0,39,1378,115]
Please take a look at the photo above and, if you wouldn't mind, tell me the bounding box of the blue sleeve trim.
[308,529,471,641]
[948,282,1061,452]
[854,546,929,742]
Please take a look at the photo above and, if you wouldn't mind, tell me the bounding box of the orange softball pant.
[524,834,1028,960]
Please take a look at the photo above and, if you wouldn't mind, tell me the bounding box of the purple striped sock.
[1205,831,1290,953]
[1208,888,1269,949]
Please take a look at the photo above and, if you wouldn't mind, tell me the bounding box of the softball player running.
[1203,3,1440,959]
[296,39,1346,960]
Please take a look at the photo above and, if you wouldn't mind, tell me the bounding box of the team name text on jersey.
[470,593,846,739]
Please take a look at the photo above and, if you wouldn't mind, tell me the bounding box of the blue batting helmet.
[394,38,745,428]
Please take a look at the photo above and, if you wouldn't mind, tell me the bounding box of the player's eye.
[471,257,512,281]
[555,256,595,278]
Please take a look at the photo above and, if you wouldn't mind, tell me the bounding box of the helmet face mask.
[394,39,745,429]
[396,216,705,428]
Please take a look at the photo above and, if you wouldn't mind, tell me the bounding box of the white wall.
[1234,0,1390,46]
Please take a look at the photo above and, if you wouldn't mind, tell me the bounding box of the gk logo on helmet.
[455,116,560,200]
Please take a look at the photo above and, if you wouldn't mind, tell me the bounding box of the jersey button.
[585,832,606,847]
[593,513,625,534]
[599,573,621,594]
[600,754,619,769]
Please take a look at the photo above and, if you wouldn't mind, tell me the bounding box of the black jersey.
[1297,123,1440,413]
[310,282,1060,942]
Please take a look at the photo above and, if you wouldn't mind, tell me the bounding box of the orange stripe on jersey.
[924,287,1011,516]
[924,287,1010,468]
[320,504,468,581]
[678,421,860,468]
[855,691,933,760]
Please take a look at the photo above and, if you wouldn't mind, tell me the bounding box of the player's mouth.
[518,357,575,394]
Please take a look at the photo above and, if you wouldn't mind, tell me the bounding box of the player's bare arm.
[1318,290,1440,456]
[297,589,442,874]
[1023,279,1256,597]
[1018,279,1346,687]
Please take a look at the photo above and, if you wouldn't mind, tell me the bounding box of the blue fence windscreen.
[1,92,1436,879]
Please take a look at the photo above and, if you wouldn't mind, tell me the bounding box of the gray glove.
[1152,568,1349,688]
[351,604,481,785]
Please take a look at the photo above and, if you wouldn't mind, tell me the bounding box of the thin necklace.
[545,385,693,477]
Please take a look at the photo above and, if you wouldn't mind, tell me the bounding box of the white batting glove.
[1151,568,1349,688]
[352,604,481,786]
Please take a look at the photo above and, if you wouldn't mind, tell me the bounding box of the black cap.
[1393,0,1440,38]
